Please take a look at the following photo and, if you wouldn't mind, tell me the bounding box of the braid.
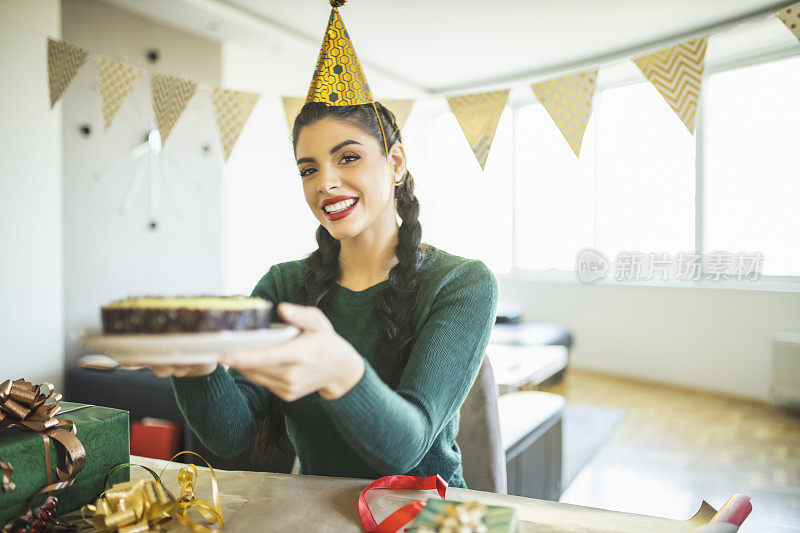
[253,100,426,461]
[371,171,424,388]
[293,225,342,308]
[370,101,425,388]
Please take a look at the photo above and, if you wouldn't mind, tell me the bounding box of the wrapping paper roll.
[710,494,752,526]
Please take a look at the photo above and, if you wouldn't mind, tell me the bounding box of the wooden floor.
[539,368,800,532]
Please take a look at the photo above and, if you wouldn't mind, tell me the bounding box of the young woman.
[154,101,499,489]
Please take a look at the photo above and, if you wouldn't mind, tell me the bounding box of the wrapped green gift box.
[407,498,518,533]
[0,401,130,524]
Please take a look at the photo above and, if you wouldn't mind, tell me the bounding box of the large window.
[593,83,696,263]
[417,107,514,273]
[515,104,594,271]
[421,53,799,282]
[705,55,800,277]
[515,81,696,277]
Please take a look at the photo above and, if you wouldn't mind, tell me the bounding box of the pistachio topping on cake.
[104,296,268,311]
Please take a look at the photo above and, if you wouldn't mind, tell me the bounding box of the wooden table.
[128,456,717,532]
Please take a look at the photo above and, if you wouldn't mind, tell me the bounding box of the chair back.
[457,354,507,493]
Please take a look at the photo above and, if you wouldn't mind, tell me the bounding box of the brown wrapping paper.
[129,456,714,532]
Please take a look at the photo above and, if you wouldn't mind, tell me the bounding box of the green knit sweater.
[170,243,498,488]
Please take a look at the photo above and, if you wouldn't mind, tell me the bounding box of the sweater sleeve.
[319,259,499,474]
[169,265,280,458]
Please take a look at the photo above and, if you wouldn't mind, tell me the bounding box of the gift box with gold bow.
[0,379,130,524]
[406,498,518,533]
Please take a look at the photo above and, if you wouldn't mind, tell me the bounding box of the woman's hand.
[220,302,365,402]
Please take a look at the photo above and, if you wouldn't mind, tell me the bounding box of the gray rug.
[561,404,627,494]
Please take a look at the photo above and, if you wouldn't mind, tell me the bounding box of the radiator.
[770,332,800,408]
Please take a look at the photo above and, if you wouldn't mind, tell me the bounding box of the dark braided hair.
[253,100,427,460]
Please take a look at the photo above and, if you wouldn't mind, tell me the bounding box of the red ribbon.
[358,474,448,533]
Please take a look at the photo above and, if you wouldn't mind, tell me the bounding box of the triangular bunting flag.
[281,96,305,134]
[446,90,510,170]
[151,73,198,145]
[777,2,800,41]
[47,38,88,109]
[210,88,260,162]
[381,99,415,131]
[98,58,143,130]
[531,69,598,157]
[633,36,707,133]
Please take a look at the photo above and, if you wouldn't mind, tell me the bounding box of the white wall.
[0,1,64,388]
[219,40,317,296]
[61,0,223,364]
[496,277,800,401]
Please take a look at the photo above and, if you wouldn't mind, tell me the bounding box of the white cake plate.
[71,324,301,365]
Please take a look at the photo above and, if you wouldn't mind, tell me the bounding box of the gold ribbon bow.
[82,451,224,533]
[0,378,86,508]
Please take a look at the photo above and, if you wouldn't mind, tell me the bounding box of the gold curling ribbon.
[82,451,224,532]
[0,379,86,512]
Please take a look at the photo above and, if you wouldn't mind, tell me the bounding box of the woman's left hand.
[220,302,365,402]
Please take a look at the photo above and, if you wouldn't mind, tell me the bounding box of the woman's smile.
[323,197,359,221]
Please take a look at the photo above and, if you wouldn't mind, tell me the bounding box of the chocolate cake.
[101,296,272,334]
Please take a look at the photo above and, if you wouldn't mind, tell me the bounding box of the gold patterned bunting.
[633,36,707,133]
[151,73,198,145]
[281,96,306,134]
[531,69,598,157]
[777,2,800,41]
[381,99,414,131]
[306,5,373,106]
[98,58,143,130]
[210,88,260,161]
[47,38,88,109]
[446,90,510,170]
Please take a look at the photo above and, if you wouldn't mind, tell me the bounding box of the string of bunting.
[35,1,800,167]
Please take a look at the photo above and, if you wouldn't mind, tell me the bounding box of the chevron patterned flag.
[151,73,198,145]
[98,58,143,130]
[633,36,707,133]
[210,88,260,162]
[446,90,510,170]
[777,2,800,42]
[47,38,88,109]
[531,68,598,157]
[381,99,415,131]
[281,96,305,134]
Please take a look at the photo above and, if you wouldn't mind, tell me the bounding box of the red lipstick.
[321,195,359,221]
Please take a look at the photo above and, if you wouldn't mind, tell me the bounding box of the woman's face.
[294,117,403,241]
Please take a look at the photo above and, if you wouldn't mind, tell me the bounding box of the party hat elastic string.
[371,101,391,182]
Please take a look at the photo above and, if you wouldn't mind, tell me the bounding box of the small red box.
[130,417,182,460]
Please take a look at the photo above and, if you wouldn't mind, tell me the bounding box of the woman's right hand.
[122,363,218,378]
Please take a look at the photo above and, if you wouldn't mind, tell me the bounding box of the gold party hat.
[306,0,374,106]
[305,1,392,174]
